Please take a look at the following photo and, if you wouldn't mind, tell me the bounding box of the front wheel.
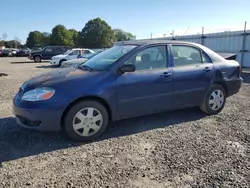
[59,59,66,67]
[200,84,226,115]
[34,56,41,62]
[63,100,109,141]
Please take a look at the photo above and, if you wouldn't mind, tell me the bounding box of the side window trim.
[202,51,212,63]
[171,44,203,68]
[125,45,169,72]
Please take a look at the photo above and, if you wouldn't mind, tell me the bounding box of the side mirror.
[118,64,135,74]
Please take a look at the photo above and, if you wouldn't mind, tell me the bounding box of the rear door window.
[172,45,203,67]
[83,50,92,55]
[44,47,53,53]
[54,47,64,54]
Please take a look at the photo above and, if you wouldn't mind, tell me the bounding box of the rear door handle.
[203,67,212,72]
[161,72,172,78]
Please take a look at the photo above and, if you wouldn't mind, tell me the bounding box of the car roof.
[115,39,227,63]
[114,39,197,46]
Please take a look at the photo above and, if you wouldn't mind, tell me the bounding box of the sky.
[0,0,249,44]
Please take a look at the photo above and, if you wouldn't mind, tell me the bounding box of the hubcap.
[72,107,103,137]
[35,57,40,61]
[209,89,224,111]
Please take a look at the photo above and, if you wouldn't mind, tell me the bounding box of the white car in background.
[61,49,105,68]
[50,48,94,66]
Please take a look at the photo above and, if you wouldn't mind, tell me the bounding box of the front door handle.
[161,72,172,78]
[203,67,212,72]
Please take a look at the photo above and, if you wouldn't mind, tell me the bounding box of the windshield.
[63,49,73,55]
[86,50,103,59]
[79,45,136,71]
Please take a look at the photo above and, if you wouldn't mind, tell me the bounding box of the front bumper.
[225,77,243,97]
[50,59,60,65]
[13,96,68,131]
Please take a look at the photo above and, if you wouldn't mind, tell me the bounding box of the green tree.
[0,40,4,46]
[113,29,136,41]
[50,25,74,46]
[79,18,115,48]
[68,29,79,47]
[4,40,21,48]
[26,31,45,48]
[42,32,51,46]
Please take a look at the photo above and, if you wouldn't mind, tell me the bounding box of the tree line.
[27,17,136,49]
[0,33,22,49]
[0,18,136,49]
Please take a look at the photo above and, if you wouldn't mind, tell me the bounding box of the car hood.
[21,66,95,91]
[52,54,67,59]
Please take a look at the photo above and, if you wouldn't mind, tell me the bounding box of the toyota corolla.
[13,40,243,141]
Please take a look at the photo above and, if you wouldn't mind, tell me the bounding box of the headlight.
[21,87,55,101]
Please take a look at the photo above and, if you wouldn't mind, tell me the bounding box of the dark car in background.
[29,46,71,62]
[16,48,31,57]
[13,40,242,141]
[1,49,17,57]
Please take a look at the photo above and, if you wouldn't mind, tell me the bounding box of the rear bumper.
[225,77,243,97]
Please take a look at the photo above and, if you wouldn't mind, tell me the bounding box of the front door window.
[126,46,167,71]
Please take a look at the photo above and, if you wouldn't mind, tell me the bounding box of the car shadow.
[35,65,58,69]
[11,61,49,64]
[0,108,205,164]
[242,71,250,84]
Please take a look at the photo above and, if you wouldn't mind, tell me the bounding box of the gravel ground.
[0,57,250,188]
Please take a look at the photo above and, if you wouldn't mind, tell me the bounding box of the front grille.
[16,115,41,127]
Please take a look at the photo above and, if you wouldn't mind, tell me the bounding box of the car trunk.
[217,52,237,60]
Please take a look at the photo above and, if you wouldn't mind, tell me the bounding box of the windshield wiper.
[78,64,93,71]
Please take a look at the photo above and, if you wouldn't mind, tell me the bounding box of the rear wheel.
[200,84,226,115]
[34,56,41,62]
[63,100,109,141]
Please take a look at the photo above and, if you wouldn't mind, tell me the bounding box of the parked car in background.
[11,49,18,56]
[29,46,71,62]
[61,49,105,68]
[50,48,94,66]
[1,48,18,57]
[13,40,243,141]
[16,48,31,57]
[0,50,2,57]
[1,49,10,57]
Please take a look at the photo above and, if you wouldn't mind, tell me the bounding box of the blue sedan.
[13,40,243,141]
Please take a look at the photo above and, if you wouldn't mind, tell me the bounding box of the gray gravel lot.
[0,57,250,188]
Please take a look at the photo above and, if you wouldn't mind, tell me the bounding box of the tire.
[200,84,226,115]
[59,59,66,67]
[34,56,41,62]
[63,100,109,141]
